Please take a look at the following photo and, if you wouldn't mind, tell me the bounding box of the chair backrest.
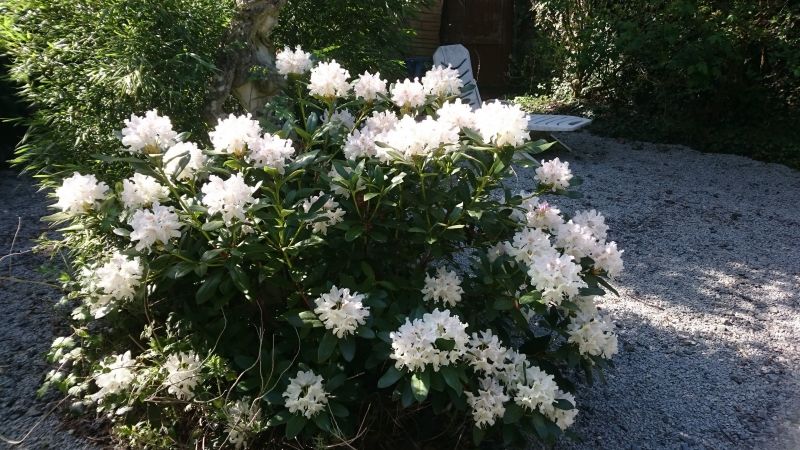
[433,44,482,109]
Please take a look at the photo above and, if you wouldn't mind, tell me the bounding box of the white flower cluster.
[381,115,459,161]
[91,351,136,401]
[54,172,109,214]
[535,158,573,191]
[163,351,201,400]
[248,133,295,173]
[389,309,469,372]
[421,267,464,307]
[473,101,529,147]
[121,109,178,154]
[353,71,387,101]
[390,78,426,109]
[225,397,262,449]
[421,65,463,97]
[436,99,476,130]
[458,335,579,429]
[201,174,258,225]
[121,173,168,210]
[163,142,207,180]
[308,60,351,99]
[83,251,143,318]
[465,377,510,428]
[209,114,262,156]
[275,46,313,76]
[128,203,182,252]
[500,196,625,305]
[301,192,345,235]
[313,286,370,338]
[283,370,329,419]
[567,296,619,359]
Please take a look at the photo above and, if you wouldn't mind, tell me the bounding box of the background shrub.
[0,0,429,181]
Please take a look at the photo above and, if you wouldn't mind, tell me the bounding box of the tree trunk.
[206,0,287,122]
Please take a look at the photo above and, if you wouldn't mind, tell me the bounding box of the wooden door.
[441,0,514,96]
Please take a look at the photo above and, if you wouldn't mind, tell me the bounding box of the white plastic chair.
[433,45,591,132]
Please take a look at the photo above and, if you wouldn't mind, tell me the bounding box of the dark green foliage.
[0,0,236,184]
[512,0,800,167]
[272,0,430,81]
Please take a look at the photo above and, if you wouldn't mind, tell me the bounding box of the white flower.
[535,158,573,191]
[91,351,136,401]
[527,250,587,305]
[84,251,143,318]
[301,191,345,235]
[591,241,624,278]
[121,109,178,154]
[54,172,109,214]
[473,101,529,147]
[465,330,508,375]
[506,227,554,266]
[343,128,379,160]
[275,45,313,76]
[327,166,365,198]
[421,65,463,97]
[353,71,387,101]
[365,110,399,134]
[542,390,579,430]
[513,365,558,413]
[572,209,608,242]
[389,309,469,372]
[248,133,295,173]
[555,220,598,259]
[128,203,182,252]
[283,370,329,419]
[308,60,351,99]
[465,377,509,428]
[201,174,258,224]
[421,267,464,307]
[163,142,207,180]
[322,109,356,130]
[511,194,564,230]
[209,114,262,156]
[225,398,261,449]
[381,115,459,160]
[120,173,169,210]
[163,352,201,400]
[313,286,370,338]
[567,310,618,360]
[390,78,426,109]
[436,99,476,129]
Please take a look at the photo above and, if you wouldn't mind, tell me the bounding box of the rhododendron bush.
[42,47,624,448]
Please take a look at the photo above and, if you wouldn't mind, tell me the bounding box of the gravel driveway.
[1,132,798,449]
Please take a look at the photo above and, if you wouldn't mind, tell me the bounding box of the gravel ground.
[1,132,798,449]
[0,173,98,449]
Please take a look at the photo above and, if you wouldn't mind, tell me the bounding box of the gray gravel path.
[1,132,799,449]
[528,133,800,450]
[0,171,97,449]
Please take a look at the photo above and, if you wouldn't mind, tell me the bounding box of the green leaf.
[356,326,375,339]
[345,226,363,242]
[165,262,195,279]
[519,291,542,305]
[493,298,515,310]
[377,365,403,388]
[473,426,486,445]
[312,413,331,432]
[227,265,250,294]
[435,338,456,351]
[328,402,349,417]
[285,414,307,439]
[339,338,356,362]
[440,366,462,395]
[201,248,226,262]
[503,403,525,424]
[195,272,222,304]
[318,331,337,363]
[411,371,430,402]
[201,220,225,231]
[362,192,379,201]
